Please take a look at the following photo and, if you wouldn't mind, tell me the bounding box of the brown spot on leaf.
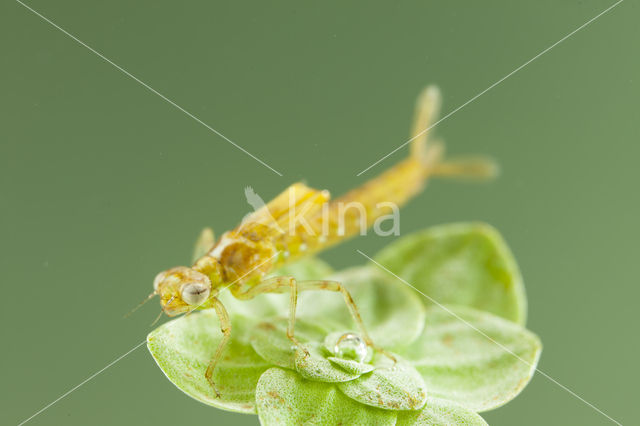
[442,334,454,347]
[267,390,285,404]
[259,322,277,331]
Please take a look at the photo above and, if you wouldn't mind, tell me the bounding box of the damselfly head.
[154,266,212,316]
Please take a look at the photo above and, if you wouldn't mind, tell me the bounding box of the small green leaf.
[374,222,527,324]
[298,266,427,349]
[400,305,541,412]
[396,397,488,425]
[147,310,269,414]
[294,344,362,383]
[250,318,368,382]
[256,368,397,426]
[338,355,427,410]
[327,357,375,375]
[249,317,329,370]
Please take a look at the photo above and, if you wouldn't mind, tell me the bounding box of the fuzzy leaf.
[250,317,329,370]
[400,305,541,412]
[337,355,427,410]
[256,368,397,426]
[147,310,269,414]
[294,344,362,383]
[298,266,427,349]
[327,357,375,375]
[396,397,488,425]
[374,222,527,324]
[250,318,369,382]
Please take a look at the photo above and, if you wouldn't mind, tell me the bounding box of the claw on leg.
[205,372,222,398]
[203,297,231,399]
[287,333,310,357]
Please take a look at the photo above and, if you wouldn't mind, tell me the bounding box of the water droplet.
[333,333,368,362]
[299,243,307,251]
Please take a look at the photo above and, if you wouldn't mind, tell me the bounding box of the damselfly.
[137,86,496,396]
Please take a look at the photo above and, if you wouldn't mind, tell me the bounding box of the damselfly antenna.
[150,309,164,327]
[124,291,157,319]
[150,295,175,326]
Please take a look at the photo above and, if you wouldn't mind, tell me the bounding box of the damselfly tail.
[410,85,497,181]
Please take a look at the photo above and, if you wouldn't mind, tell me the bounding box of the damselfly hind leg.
[204,297,231,398]
[233,276,310,356]
[296,279,396,362]
[233,276,395,362]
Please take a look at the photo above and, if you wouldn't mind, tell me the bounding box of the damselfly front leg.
[232,276,306,352]
[204,297,231,398]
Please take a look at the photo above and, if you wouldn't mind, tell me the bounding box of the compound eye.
[181,282,210,306]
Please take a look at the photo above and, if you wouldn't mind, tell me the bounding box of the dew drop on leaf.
[333,333,368,362]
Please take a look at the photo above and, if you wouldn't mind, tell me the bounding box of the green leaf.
[396,397,488,425]
[249,318,370,383]
[256,368,397,426]
[294,344,363,383]
[337,355,427,410]
[298,266,427,349]
[327,357,375,375]
[374,222,527,324]
[147,310,269,414]
[249,317,329,370]
[400,305,541,412]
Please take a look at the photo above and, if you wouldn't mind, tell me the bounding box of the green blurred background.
[1,1,637,425]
